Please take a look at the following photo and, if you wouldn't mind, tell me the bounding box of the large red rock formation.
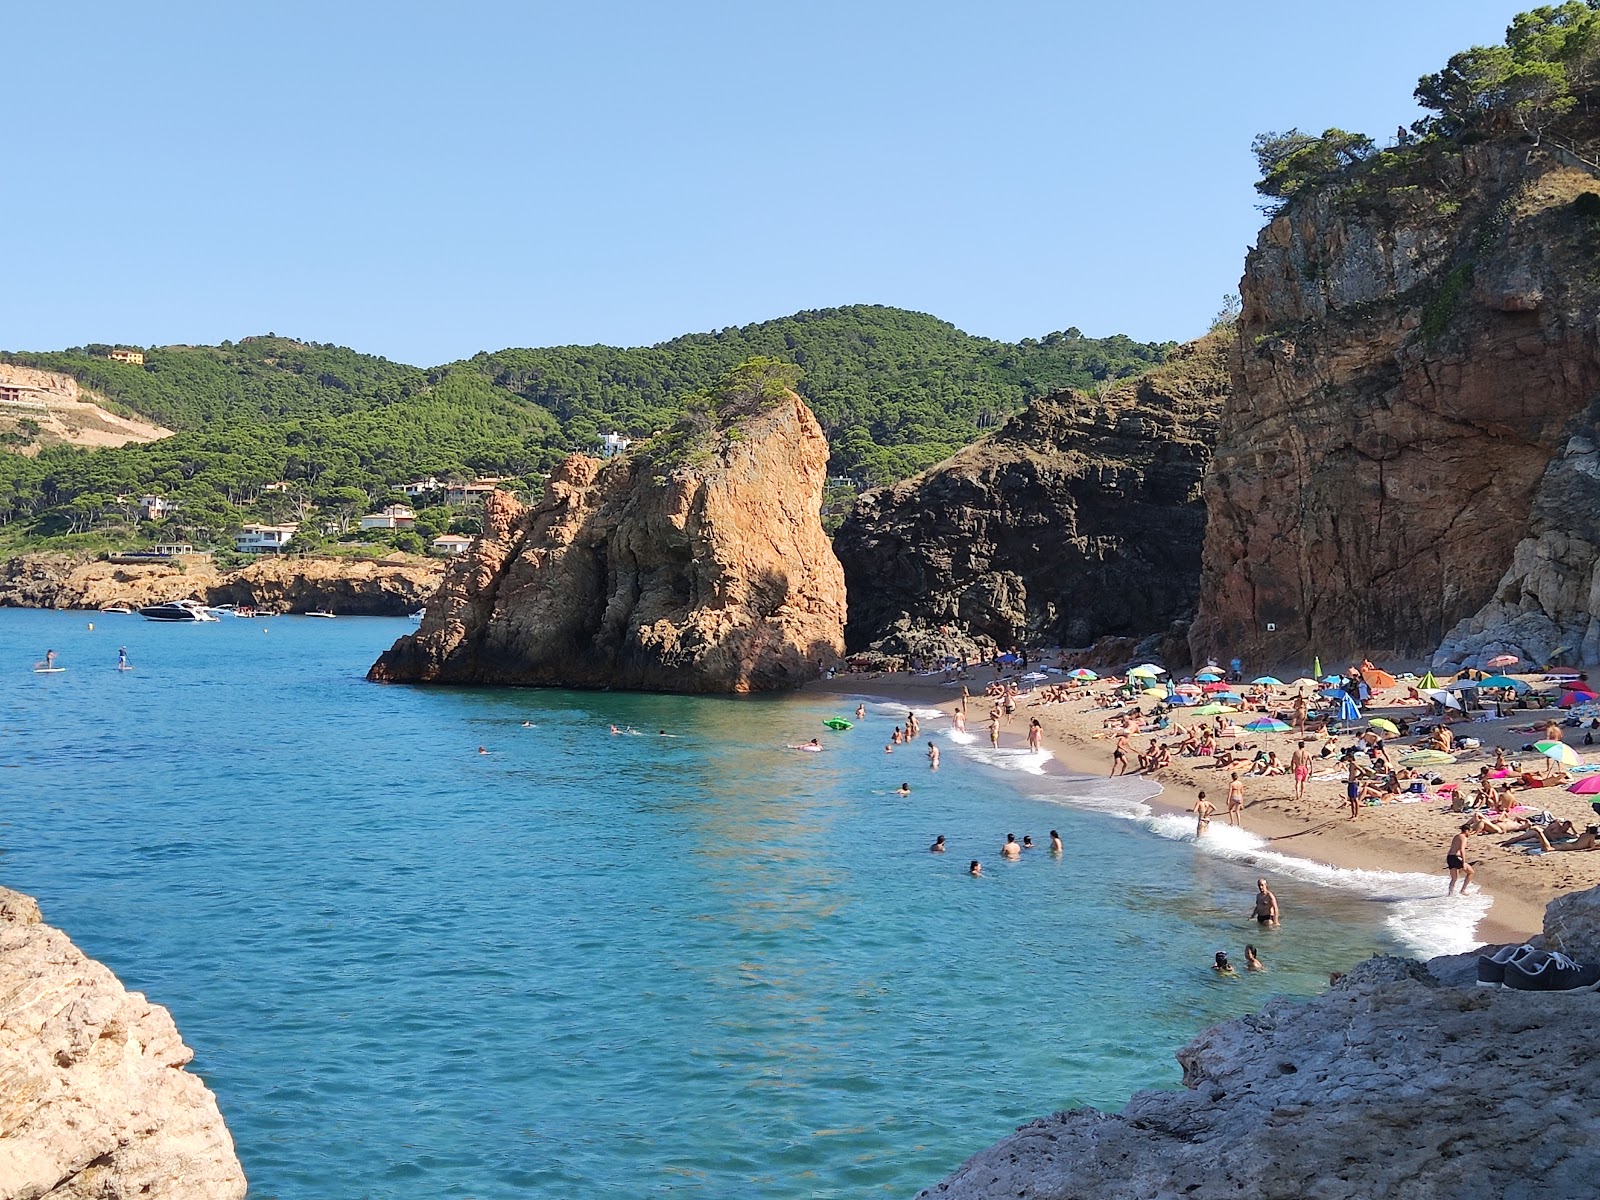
[369,387,845,692]
[1191,141,1600,666]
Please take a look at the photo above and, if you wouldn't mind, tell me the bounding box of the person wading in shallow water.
[1111,731,1130,777]
[1027,718,1043,753]
[1251,879,1279,926]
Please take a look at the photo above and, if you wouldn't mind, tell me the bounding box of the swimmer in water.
[610,725,622,735]
[1021,835,1034,850]
[477,746,488,755]
[1050,829,1062,854]
[1001,834,1021,860]
[855,703,866,720]
[927,741,940,769]
[1244,945,1266,972]
[895,782,911,795]
[884,744,894,754]
[521,721,535,727]
[930,835,946,853]
[1213,951,1237,976]
[968,860,982,876]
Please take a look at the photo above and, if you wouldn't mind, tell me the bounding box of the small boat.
[408,609,425,623]
[305,610,336,619]
[139,599,220,623]
[98,604,135,615]
[232,606,257,619]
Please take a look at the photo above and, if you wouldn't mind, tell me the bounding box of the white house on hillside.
[431,534,474,556]
[359,504,417,530]
[139,494,171,520]
[399,477,442,497]
[235,523,298,553]
[598,432,632,458]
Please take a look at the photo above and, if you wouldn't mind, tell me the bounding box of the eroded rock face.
[0,553,442,616]
[0,886,247,1199]
[369,390,846,692]
[920,889,1600,1200]
[1191,143,1600,666]
[833,337,1227,658]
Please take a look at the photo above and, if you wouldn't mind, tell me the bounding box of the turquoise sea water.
[1,611,1462,1198]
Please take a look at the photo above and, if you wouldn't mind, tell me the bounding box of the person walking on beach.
[1027,718,1042,753]
[1227,773,1245,826]
[1111,731,1131,777]
[1193,791,1215,838]
[1290,741,1311,801]
[1252,879,1279,925]
[927,741,940,770]
[1447,824,1475,895]
[1292,691,1308,734]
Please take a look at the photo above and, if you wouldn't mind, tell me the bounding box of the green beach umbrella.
[1313,656,1323,679]
[1192,702,1238,716]
[1418,671,1439,690]
[1400,749,1456,766]
[1368,718,1399,735]
[1536,740,1581,767]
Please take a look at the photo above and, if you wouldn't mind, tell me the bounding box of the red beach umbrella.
[1566,775,1600,795]
[1561,689,1598,707]
[1201,682,1233,693]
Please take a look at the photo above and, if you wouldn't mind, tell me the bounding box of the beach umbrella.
[1066,668,1098,680]
[1191,702,1238,716]
[1140,687,1168,699]
[1022,671,1048,682]
[1479,675,1529,692]
[1561,689,1598,707]
[1201,681,1234,693]
[1313,656,1323,678]
[997,652,1019,663]
[1368,718,1399,735]
[1320,674,1342,685]
[1251,676,1284,686]
[1444,679,1481,692]
[1487,654,1520,669]
[1244,717,1291,732]
[1338,695,1362,722]
[1418,671,1439,690]
[1290,677,1320,690]
[1174,683,1202,695]
[1167,693,1196,705]
[1133,663,1167,675]
[1128,666,1160,679]
[1567,776,1600,794]
[1401,749,1457,766]
[1196,670,1222,682]
[1423,688,1463,710]
[1213,691,1244,703]
[1536,740,1581,767]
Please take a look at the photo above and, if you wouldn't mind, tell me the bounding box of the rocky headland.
[1190,136,1600,669]
[0,885,246,1199]
[833,335,1227,663]
[370,371,846,692]
[919,883,1600,1200]
[0,552,444,616]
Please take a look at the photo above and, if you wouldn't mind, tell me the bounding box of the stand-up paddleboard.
[33,667,65,674]
[822,718,853,730]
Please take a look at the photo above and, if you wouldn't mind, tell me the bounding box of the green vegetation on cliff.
[0,310,1169,551]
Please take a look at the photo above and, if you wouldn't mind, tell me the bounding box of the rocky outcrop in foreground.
[833,336,1227,661]
[370,381,846,692]
[0,553,443,615]
[0,885,246,1199]
[920,886,1600,1200]
[1191,139,1600,667]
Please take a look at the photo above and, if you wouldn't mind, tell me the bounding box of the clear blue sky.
[5,1,1524,365]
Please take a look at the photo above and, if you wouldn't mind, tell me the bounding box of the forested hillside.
[0,309,1169,552]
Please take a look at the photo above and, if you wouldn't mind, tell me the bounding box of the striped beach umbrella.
[1536,740,1581,767]
[1243,717,1291,732]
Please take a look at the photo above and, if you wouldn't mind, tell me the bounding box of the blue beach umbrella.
[1251,676,1284,686]
[1196,671,1222,682]
[1320,674,1342,685]
[1338,695,1362,721]
[1479,675,1529,692]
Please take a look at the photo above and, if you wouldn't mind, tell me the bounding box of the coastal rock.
[0,886,246,1199]
[0,553,443,616]
[369,377,846,692]
[1190,142,1600,666]
[920,887,1600,1200]
[833,336,1227,657]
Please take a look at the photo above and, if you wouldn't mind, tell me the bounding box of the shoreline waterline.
[819,682,1526,957]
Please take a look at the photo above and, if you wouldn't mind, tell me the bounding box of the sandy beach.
[805,667,1600,946]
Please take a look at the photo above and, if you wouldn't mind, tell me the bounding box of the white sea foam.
[865,700,945,720]
[960,745,1054,776]
[952,738,1490,959]
[944,728,977,745]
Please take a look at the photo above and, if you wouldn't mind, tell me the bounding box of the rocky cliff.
[833,336,1227,661]
[1191,139,1600,667]
[0,885,247,1199]
[369,384,846,692]
[920,884,1600,1200]
[0,553,443,615]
